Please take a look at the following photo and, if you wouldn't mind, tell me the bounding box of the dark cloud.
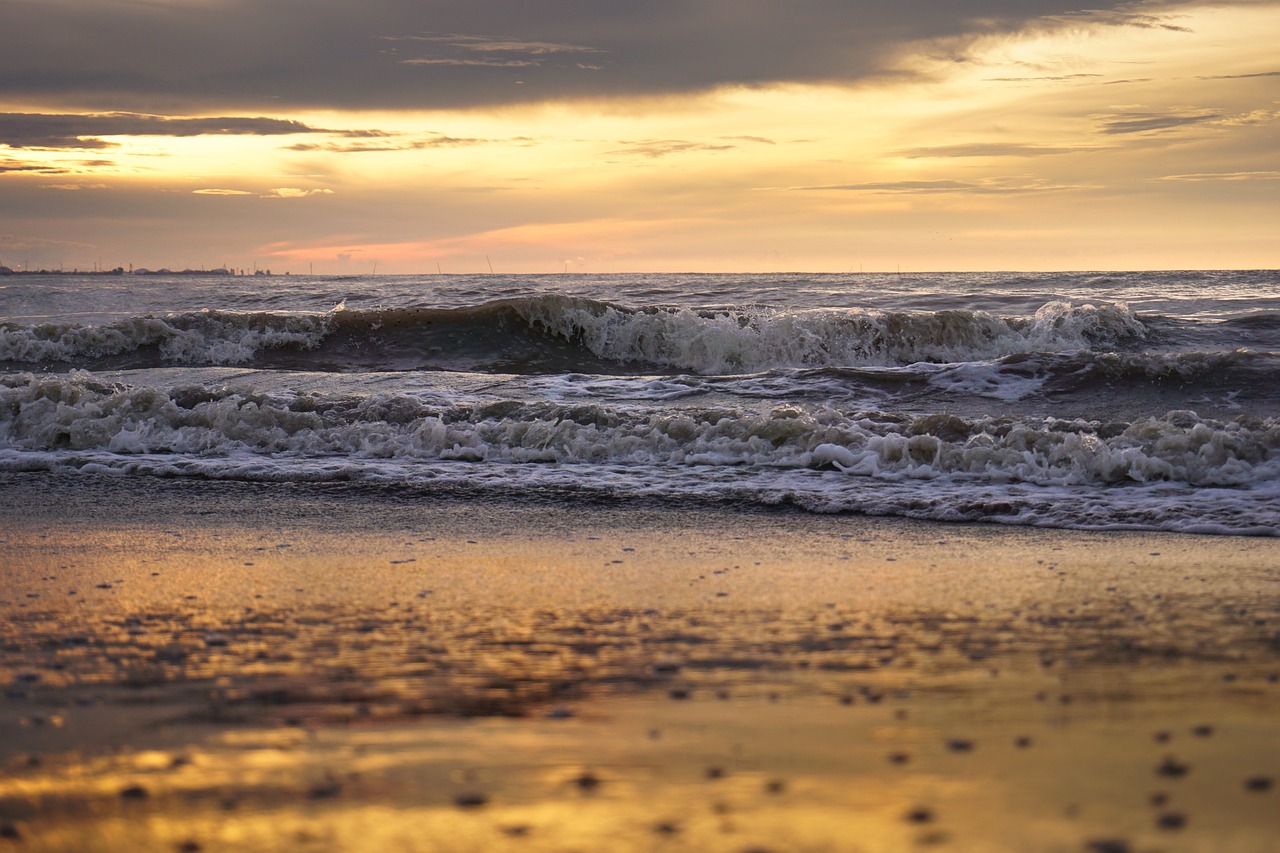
[1035,9,1193,31]
[1095,110,1223,134]
[0,112,338,150]
[0,159,74,175]
[1198,70,1280,80]
[0,0,1181,112]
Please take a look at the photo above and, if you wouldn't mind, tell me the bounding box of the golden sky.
[1,0,1276,273]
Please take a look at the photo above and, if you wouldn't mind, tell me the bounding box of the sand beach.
[5,0,1280,846]
[1,471,1277,852]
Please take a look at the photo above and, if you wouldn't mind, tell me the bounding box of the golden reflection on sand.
[2,487,1279,850]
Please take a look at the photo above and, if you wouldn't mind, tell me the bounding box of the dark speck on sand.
[453,793,488,809]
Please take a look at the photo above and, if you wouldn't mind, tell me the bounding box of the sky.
[0,0,1276,274]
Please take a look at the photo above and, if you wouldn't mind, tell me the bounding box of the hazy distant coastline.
[0,266,279,277]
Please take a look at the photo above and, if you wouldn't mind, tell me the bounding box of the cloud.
[389,33,601,54]
[283,134,506,153]
[722,136,777,145]
[390,32,604,71]
[781,178,1081,194]
[1159,171,1280,182]
[0,0,1194,112]
[895,143,1079,158]
[192,187,334,198]
[983,73,1103,83]
[609,139,737,158]
[1198,70,1280,80]
[264,188,335,198]
[1033,9,1194,32]
[398,58,540,68]
[1094,109,1223,134]
[0,112,335,150]
[0,158,74,175]
[39,183,108,191]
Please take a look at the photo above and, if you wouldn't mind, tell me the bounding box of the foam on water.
[1,297,1152,375]
[1,372,1276,533]
[0,310,330,366]
[4,271,1279,535]
[515,297,1148,373]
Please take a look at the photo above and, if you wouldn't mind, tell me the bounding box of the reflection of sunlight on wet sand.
[2,482,1279,850]
[5,664,1279,852]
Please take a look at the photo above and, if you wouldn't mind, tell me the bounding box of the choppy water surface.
[3,270,1278,534]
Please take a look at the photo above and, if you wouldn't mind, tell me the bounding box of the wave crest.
[516,296,1147,373]
[0,310,330,366]
[2,297,1149,374]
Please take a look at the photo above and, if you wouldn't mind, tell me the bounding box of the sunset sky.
[1,0,1276,274]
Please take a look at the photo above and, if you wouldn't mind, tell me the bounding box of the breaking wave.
[3,372,1275,489]
[1,296,1150,375]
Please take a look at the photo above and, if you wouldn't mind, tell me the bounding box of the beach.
[2,471,1277,852]
[5,0,1280,843]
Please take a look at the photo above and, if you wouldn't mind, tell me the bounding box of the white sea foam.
[0,311,331,365]
[4,271,1279,535]
[515,297,1147,374]
[3,447,1275,536]
[3,374,1275,493]
[925,362,1046,401]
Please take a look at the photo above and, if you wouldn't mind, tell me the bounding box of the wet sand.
[1,471,1278,852]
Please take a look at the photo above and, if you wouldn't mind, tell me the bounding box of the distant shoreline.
[0,266,282,277]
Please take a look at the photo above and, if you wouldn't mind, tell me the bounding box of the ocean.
[2,270,1278,535]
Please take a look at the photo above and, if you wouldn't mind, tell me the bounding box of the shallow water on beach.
[3,270,1279,534]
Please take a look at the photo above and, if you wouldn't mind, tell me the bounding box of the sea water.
[2,270,1278,534]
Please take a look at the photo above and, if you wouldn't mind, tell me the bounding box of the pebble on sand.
[1085,840,1131,853]
[572,771,601,791]
[454,793,488,809]
[307,779,342,799]
[1156,757,1190,778]
[1243,776,1273,792]
[1156,811,1187,830]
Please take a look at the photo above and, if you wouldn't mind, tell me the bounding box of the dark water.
[2,270,1278,534]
